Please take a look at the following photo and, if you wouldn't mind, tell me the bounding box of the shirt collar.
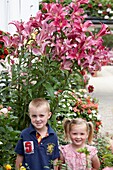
[29,123,55,135]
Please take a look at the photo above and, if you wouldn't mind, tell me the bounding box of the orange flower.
[87,109,92,114]
[96,121,102,126]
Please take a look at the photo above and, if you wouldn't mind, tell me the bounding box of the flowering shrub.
[55,87,102,144]
[82,0,113,19]
[2,1,110,73]
[4,164,27,170]
[0,105,20,169]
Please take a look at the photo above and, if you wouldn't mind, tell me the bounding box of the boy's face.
[29,105,51,131]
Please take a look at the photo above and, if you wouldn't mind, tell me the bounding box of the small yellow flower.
[5,164,12,170]
[20,166,26,170]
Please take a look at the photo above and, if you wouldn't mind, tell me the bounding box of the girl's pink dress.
[60,144,98,170]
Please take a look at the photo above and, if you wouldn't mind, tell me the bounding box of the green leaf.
[43,82,54,99]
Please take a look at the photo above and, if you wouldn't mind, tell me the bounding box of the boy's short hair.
[29,98,50,112]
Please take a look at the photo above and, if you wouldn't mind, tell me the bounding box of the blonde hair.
[63,118,94,144]
[29,98,50,112]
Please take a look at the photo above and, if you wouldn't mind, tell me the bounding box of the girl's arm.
[92,154,100,170]
[53,158,59,170]
[15,154,24,169]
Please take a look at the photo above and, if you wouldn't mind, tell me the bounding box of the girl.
[60,118,100,170]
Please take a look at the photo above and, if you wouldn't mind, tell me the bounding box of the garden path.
[88,65,113,136]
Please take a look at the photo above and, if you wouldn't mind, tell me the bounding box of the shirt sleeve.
[15,134,24,155]
[52,136,60,160]
[89,145,98,158]
[59,145,67,157]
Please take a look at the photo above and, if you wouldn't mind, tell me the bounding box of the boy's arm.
[15,154,24,169]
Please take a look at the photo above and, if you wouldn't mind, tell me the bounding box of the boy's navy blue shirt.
[15,123,60,170]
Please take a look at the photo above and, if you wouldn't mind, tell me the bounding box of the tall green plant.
[0,0,110,131]
[1,52,85,130]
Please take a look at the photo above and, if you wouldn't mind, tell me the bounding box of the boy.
[15,98,60,170]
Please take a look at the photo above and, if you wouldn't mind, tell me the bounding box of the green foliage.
[0,108,20,169]
[94,135,113,169]
[103,33,113,48]
[0,51,85,132]
[77,147,90,156]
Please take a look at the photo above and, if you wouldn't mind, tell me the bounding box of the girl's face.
[69,124,88,148]
[29,105,51,132]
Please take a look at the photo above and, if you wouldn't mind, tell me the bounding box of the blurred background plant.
[82,0,113,19]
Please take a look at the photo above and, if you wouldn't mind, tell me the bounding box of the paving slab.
[88,66,113,136]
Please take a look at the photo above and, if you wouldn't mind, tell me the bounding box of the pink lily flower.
[96,24,110,37]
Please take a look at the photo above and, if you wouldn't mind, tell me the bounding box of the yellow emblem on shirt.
[47,143,55,155]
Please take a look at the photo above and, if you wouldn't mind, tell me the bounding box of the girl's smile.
[69,124,88,149]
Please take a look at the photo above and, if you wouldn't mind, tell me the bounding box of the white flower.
[0,108,8,114]
[0,83,6,87]
[92,110,97,114]
[57,121,62,124]
[89,114,92,119]
[67,103,70,106]
[62,104,66,108]
[76,92,80,95]
[61,99,65,102]
[79,89,87,93]
[64,95,68,98]
[69,106,72,110]
[84,94,88,98]
[0,141,3,145]
[104,15,109,19]
[73,113,77,117]
[98,10,102,14]
[106,8,111,12]
[69,84,71,88]
[110,10,113,14]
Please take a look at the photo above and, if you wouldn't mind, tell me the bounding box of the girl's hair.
[63,118,94,144]
[29,98,50,112]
